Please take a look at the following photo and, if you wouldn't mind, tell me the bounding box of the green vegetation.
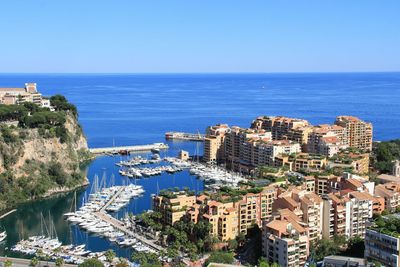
[78,258,105,267]
[258,258,280,267]
[131,252,162,267]
[204,251,235,266]
[311,235,365,261]
[208,186,264,203]
[372,140,400,173]
[55,257,64,267]
[158,187,195,199]
[29,257,39,267]
[311,235,346,261]
[0,97,77,143]
[372,215,400,237]
[137,210,215,259]
[105,249,116,263]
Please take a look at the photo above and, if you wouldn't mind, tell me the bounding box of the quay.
[165,131,205,141]
[89,143,168,155]
[0,209,16,219]
[92,212,164,252]
[0,256,77,267]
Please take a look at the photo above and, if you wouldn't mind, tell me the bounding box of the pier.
[99,187,125,212]
[165,131,205,141]
[0,209,16,219]
[92,212,164,252]
[89,143,168,155]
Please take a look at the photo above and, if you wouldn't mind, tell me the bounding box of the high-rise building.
[334,116,373,151]
[237,187,278,234]
[251,116,310,141]
[262,210,309,267]
[365,227,400,267]
[203,124,230,163]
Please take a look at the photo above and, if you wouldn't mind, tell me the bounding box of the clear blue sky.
[0,0,399,73]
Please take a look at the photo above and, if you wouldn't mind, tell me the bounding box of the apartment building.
[345,191,374,238]
[274,188,323,242]
[375,182,400,212]
[251,116,310,141]
[262,210,309,267]
[334,116,373,151]
[322,193,349,238]
[152,192,196,226]
[202,200,239,241]
[307,125,347,157]
[237,187,278,234]
[225,126,271,172]
[365,228,400,267]
[204,124,230,163]
[322,191,374,239]
[0,83,46,106]
[274,153,327,172]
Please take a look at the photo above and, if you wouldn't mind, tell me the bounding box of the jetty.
[0,209,16,219]
[89,143,168,155]
[165,131,205,141]
[92,212,164,252]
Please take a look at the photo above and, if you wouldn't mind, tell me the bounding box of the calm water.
[1,73,400,257]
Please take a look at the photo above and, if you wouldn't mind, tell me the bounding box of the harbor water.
[1,73,400,258]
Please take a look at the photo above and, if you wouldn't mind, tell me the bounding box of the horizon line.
[0,70,400,75]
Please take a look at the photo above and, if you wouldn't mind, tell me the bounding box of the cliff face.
[0,112,91,210]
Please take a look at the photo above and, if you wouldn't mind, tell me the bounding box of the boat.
[0,231,6,242]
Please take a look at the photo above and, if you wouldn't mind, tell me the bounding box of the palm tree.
[104,249,116,263]
[55,257,64,267]
[30,257,39,267]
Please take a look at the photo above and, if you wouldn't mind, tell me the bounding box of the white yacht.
[0,231,6,242]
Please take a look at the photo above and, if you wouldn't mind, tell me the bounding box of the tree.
[204,251,234,266]
[29,257,39,267]
[4,260,13,267]
[258,257,270,267]
[55,258,64,267]
[227,239,238,251]
[78,258,104,267]
[311,238,339,261]
[131,252,162,267]
[105,249,116,263]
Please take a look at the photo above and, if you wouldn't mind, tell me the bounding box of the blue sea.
[1,73,400,258]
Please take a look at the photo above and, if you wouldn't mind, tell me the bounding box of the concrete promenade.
[0,257,77,267]
[89,143,168,154]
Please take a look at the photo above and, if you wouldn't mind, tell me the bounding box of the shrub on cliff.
[50,95,77,116]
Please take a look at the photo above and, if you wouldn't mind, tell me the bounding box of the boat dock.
[89,143,169,155]
[99,187,125,212]
[165,131,205,141]
[92,212,164,252]
[0,209,16,219]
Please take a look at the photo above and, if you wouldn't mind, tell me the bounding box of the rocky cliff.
[0,99,92,211]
